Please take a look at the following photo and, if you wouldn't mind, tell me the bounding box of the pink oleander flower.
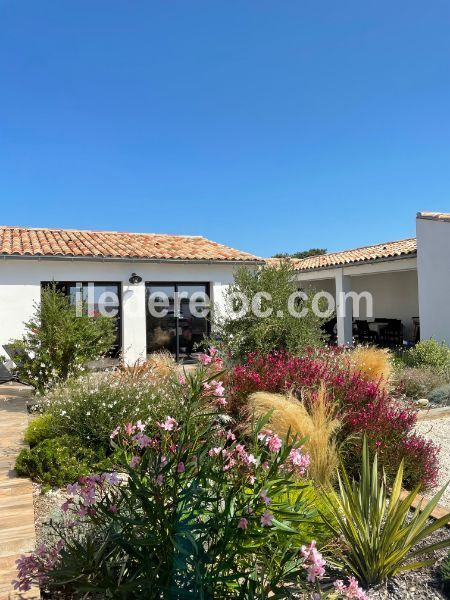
[237,517,248,529]
[102,472,121,486]
[135,420,145,432]
[260,489,271,505]
[226,430,236,441]
[179,375,186,385]
[287,447,310,476]
[301,540,326,583]
[334,577,368,599]
[158,416,178,431]
[110,425,120,439]
[124,422,136,436]
[129,456,140,468]
[260,510,274,527]
[265,433,282,453]
[66,482,80,495]
[133,433,152,448]
[208,447,223,457]
[200,353,212,365]
[209,346,218,357]
[177,461,185,473]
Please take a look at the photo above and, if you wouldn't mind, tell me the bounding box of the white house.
[288,212,450,347]
[0,227,262,365]
[0,211,449,366]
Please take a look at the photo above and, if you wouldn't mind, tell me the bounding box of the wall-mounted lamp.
[129,273,143,285]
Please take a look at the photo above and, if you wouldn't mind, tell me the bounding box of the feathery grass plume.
[347,345,392,389]
[248,383,341,485]
[118,351,176,382]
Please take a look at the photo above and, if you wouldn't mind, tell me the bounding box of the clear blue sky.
[1,1,449,257]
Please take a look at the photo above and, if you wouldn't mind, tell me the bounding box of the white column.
[335,269,353,346]
[121,281,147,365]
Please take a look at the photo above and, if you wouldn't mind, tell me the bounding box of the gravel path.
[416,416,450,507]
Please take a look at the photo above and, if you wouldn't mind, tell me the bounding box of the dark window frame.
[40,281,122,357]
[145,281,211,362]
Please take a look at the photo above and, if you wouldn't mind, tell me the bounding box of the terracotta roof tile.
[417,211,450,223]
[266,238,417,271]
[0,226,262,263]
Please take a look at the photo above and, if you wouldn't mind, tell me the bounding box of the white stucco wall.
[417,216,450,344]
[296,259,419,344]
[351,270,419,341]
[0,258,239,364]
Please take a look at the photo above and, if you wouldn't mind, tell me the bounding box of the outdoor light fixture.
[129,273,143,285]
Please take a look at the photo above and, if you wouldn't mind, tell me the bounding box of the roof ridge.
[0,225,204,238]
[293,236,417,264]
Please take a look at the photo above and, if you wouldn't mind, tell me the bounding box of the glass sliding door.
[146,282,210,362]
[41,281,122,356]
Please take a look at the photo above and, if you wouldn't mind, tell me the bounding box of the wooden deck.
[0,384,39,599]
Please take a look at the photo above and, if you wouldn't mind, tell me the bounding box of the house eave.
[293,252,418,274]
[0,253,264,266]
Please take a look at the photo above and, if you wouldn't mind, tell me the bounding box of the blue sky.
[1,1,449,257]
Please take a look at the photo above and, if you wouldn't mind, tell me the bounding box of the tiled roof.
[417,211,450,223]
[0,226,262,263]
[267,238,417,272]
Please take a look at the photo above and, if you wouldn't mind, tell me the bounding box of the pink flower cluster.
[62,472,121,517]
[334,577,369,599]
[14,540,64,592]
[300,540,326,583]
[230,350,439,489]
[288,447,310,476]
[203,379,227,406]
[199,346,223,370]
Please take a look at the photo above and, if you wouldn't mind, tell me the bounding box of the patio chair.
[353,320,378,344]
[379,320,403,349]
[322,317,337,345]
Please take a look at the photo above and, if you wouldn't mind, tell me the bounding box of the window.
[145,282,210,362]
[41,281,122,356]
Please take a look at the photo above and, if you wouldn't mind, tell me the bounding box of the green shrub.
[11,285,116,394]
[324,438,450,586]
[441,550,450,594]
[213,261,326,363]
[15,435,107,488]
[41,368,183,451]
[24,414,57,447]
[14,363,334,597]
[428,384,450,406]
[393,366,449,399]
[405,339,450,373]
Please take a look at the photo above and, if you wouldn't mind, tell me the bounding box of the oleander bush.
[228,349,439,490]
[14,357,367,599]
[11,285,116,394]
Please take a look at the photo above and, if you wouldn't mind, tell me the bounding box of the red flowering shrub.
[229,350,439,490]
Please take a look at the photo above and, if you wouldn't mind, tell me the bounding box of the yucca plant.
[323,437,450,586]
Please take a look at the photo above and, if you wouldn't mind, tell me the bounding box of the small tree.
[12,285,116,394]
[214,262,326,363]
